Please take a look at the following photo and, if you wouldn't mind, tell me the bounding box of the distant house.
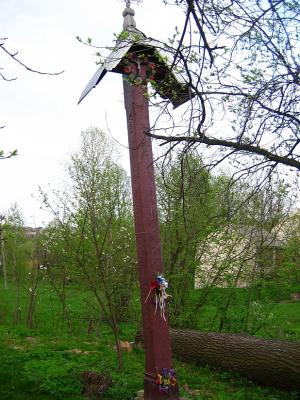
[272,208,300,243]
[195,224,284,288]
[24,227,42,238]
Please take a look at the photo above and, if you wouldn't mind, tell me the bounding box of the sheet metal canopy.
[78,35,193,108]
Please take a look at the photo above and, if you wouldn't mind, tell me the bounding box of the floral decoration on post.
[155,368,177,394]
[122,53,157,86]
[145,273,171,320]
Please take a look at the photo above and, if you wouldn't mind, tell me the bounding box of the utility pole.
[78,2,192,398]
[0,214,7,289]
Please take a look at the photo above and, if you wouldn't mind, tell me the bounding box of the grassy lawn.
[184,285,300,341]
[269,302,300,340]
[0,281,299,399]
[0,325,298,400]
[193,301,300,341]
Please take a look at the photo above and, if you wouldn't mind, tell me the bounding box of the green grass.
[0,326,298,400]
[181,285,300,341]
[269,302,300,340]
[192,301,300,340]
[0,279,299,399]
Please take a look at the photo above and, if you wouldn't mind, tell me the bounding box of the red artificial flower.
[169,377,177,386]
[123,65,132,74]
[148,62,156,70]
[150,280,159,289]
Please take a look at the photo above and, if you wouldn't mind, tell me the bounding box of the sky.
[0,0,184,226]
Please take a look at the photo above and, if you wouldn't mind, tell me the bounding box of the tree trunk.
[1,227,7,289]
[136,329,300,391]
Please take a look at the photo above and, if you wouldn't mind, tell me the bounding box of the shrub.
[23,353,81,398]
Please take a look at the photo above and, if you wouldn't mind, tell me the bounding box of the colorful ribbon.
[145,274,171,321]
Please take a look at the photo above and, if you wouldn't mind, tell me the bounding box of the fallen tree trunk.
[136,329,300,391]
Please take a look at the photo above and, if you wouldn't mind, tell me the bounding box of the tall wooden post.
[78,6,191,396]
[123,63,179,400]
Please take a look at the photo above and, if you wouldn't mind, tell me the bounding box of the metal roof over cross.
[78,2,192,107]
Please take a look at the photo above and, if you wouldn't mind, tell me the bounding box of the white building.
[195,225,284,288]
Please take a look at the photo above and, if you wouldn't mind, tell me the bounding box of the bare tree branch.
[0,38,64,77]
[148,0,300,178]
[147,131,300,171]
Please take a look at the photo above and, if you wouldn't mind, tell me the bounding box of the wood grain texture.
[136,329,300,390]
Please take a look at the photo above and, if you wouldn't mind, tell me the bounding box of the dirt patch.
[24,336,38,344]
[10,345,26,351]
[65,349,99,355]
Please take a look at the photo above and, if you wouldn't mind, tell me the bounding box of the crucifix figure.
[78,3,192,399]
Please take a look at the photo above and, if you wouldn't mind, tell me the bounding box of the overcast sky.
[0,0,184,226]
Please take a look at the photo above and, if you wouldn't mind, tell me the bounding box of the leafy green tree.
[4,204,27,282]
[1,205,30,289]
[278,211,300,284]
[40,127,136,370]
[0,204,39,324]
[156,148,293,330]
[156,150,227,326]
[194,177,294,333]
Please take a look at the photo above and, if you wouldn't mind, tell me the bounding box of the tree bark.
[1,226,7,289]
[136,329,300,391]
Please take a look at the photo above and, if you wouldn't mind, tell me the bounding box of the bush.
[23,351,82,398]
[81,371,112,398]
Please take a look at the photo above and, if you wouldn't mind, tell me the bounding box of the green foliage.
[155,146,299,334]
[0,280,299,399]
[279,214,300,284]
[23,352,81,398]
[38,128,138,370]
[40,128,137,324]
[1,112,299,397]
[0,148,18,160]
[0,343,33,400]
[116,30,130,41]
[0,296,9,324]
[156,151,227,326]
[173,284,300,340]
[0,324,298,400]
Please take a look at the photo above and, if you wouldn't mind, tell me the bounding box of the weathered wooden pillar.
[123,63,178,400]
